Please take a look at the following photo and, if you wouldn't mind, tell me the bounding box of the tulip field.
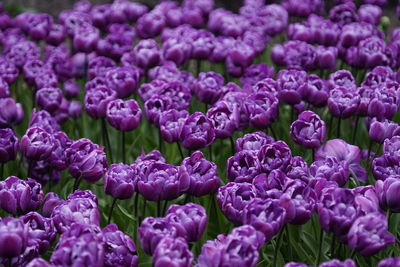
[0,0,400,266]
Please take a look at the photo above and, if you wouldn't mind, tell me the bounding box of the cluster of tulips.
[0,0,400,266]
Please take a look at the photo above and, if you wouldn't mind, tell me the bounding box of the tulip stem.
[197,60,202,77]
[352,116,360,144]
[121,131,126,163]
[367,139,374,167]
[101,119,113,163]
[269,125,278,140]
[177,142,184,161]
[208,144,213,162]
[273,225,285,267]
[229,136,235,155]
[133,192,139,218]
[337,117,342,139]
[162,200,168,216]
[328,115,334,139]
[316,229,324,265]
[107,198,117,224]
[157,201,161,217]
[330,234,336,257]
[73,176,82,192]
[0,163,3,179]
[158,130,163,154]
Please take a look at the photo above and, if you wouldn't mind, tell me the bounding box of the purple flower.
[104,163,136,200]
[368,118,400,144]
[181,151,220,197]
[137,162,189,201]
[0,176,43,215]
[50,223,104,266]
[26,258,52,267]
[180,112,216,150]
[384,136,400,164]
[272,41,316,71]
[35,87,63,112]
[328,87,360,119]
[68,100,82,119]
[315,139,367,182]
[206,101,239,139]
[102,224,138,267]
[328,70,356,91]
[162,37,192,67]
[105,66,140,99]
[166,203,207,242]
[63,79,80,99]
[242,198,286,241]
[84,86,117,119]
[217,182,257,224]
[226,41,255,77]
[243,91,279,129]
[129,39,162,70]
[277,69,307,105]
[0,59,19,85]
[235,131,274,152]
[378,258,400,267]
[66,138,107,183]
[347,212,395,256]
[159,109,189,144]
[282,0,324,17]
[51,195,100,233]
[136,11,165,39]
[22,212,56,254]
[153,237,193,267]
[375,177,400,212]
[0,217,28,258]
[358,4,382,25]
[227,150,260,183]
[286,156,310,182]
[0,97,24,128]
[138,217,178,255]
[144,95,173,127]
[329,2,358,26]
[299,74,329,107]
[0,128,18,163]
[290,111,326,149]
[368,83,400,120]
[258,141,292,174]
[315,46,338,70]
[41,192,64,218]
[318,188,360,241]
[240,63,274,88]
[193,72,225,105]
[319,259,356,267]
[157,81,192,111]
[106,99,142,132]
[310,157,350,187]
[87,56,116,80]
[252,170,288,200]
[29,109,60,134]
[73,25,100,53]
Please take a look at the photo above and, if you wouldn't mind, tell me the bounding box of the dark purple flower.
[0,97,24,128]
[22,212,56,254]
[378,257,400,267]
[258,141,292,174]
[243,91,279,130]
[105,66,140,99]
[272,41,316,71]
[20,127,54,161]
[138,217,178,255]
[153,237,193,267]
[51,196,100,233]
[290,111,326,149]
[226,41,255,77]
[315,46,338,71]
[0,217,28,258]
[282,0,324,17]
[0,176,43,215]
[368,118,400,144]
[159,109,189,144]
[29,109,60,134]
[65,138,107,183]
[85,86,117,119]
[242,198,286,241]
[0,128,18,163]
[384,136,400,164]
[35,87,63,113]
[41,192,64,218]
[63,79,80,99]
[144,96,172,127]
[328,70,356,91]
[137,162,189,201]
[319,259,356,267]
[102,224,138,267]
[368,83,400,120]
[104,163,136,200]
[206,101,239,139]
[0,59,19,85]
[68,100,82,119]
[252,170,288,200]
[227,150,260,183]
[310,157,350,187]
[276,69,307,105]
[299,74,329,107]
[162,37,192,67]
[180,112,215,150]
[286,156,310,182]
[193,72,225,105]
[217,182,257,224]
[73,25,100,53]
[347,212,395,256]
[235,131,274,152]
[329,2,358,26]
[240,63,274,88]
[328,87,360,119]
[129,39,162,70]
[87,56,116,80]
[375,177,400,212]
[106,99,142,132]
[358,4,382,25]
[136,11,165,39]
[166,203,207,242]
[26,258,52,267]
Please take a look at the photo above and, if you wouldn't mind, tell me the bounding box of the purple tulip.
[180,112,215,150]
[87,56,116,80]
[217,182,257,224]
[227,150,260,183]
[226,41,255,77]
[153,237,193,267]
[235,131,274,152]
[137,162,189,201]
[63,79,80,99]
[347,212,395,256]
[328,87,360,119]
[104,163,136,200]
[328,70,356,91]
[240,63,274,88]
[0,128,18,163]
[181,151,220,197]
[242,198,286,241]
[105,66,140,99]
[35,87,63,113]
[378,257,400,267]
[277,69,307,105]
[129,39,162,70]
[0,176,43,215]
[159,109,189,144]
[65,138,107,183]
[310,157,350,187]
[144,95,173,127]
[286,156,310,182]
[193,72,225,105]
[22,212,56,254]
[85,86,117,119]
[51,195,100,233]
[375,177,400,212]
[243,91,279,130]
[136,11,165,39]
[368,83,400,120]
[318,187,360,241]
[368,118,400,144]
[166,203,207,242]
[272,41,316,71]
[206,101,239,139]
[29,109,60,134]
[102,224,138,267]
[315,139,367,182]
[0,217,28,258]
[319,259,356,267]
[0,59,19,85]
[26,258,52,267]
[50,223,104,266]
[258,141,292,174]
[138,217,178,255]
[0,97,24,128]
[358,4,382,25]
[41,192,64,218]
[106,99,142,132]
[68,100,82,119]
[384,136,400,164]
[290,111,326,149]
[252,170,288,200]
[299,74,329,107]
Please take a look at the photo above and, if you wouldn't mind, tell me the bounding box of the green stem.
[133,192,139,218]
[158,130,163,154]
[273,226,285,267]
[330,234,336,258]
[229,136,235,155]
[0,163,3,179]
[352,116,360,144]
[337,117,342,139]
[162,200,168,216]
[107,198,117,224]
[269,125,278,140]
[121,131,126,163]
[316,229,324,265]
[73,175,82,192]
[157,201,161,217]
[101,119,113,163]
[285,225,293,262]
[208,144,213,162]
[177,142,184,161]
